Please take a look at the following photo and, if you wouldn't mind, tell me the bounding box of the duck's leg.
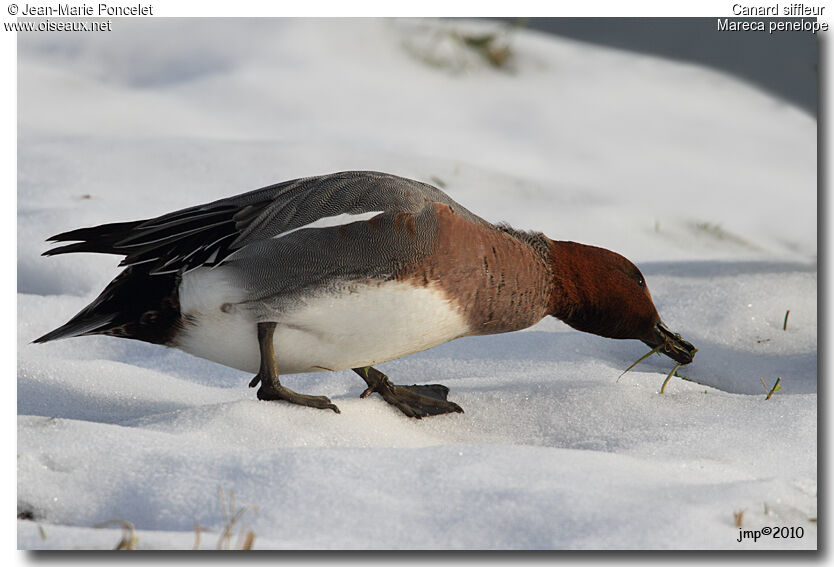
[249,322,339,413]
[351,366,463,419]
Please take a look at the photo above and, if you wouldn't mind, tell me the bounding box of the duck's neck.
[459,225,554,336]
[396,206,555,336]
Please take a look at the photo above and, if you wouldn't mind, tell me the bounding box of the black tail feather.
[41,203,241,274]
[33,314,116,344]
[43,220,145,257]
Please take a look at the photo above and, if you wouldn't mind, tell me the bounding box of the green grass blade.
[617,344,663,382]
[659,363,682,394]
[765,377,782,400]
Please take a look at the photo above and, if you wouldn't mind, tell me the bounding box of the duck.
[35,170,696,418]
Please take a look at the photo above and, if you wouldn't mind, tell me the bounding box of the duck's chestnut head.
[547,241,696,365]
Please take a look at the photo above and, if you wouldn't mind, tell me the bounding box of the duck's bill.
[643,321,697,365]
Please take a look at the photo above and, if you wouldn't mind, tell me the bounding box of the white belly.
[175,268,470,375]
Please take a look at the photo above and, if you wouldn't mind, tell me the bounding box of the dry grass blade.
[783,310,790,331]
[95,520,138,550]
[733,509,745,528]
[218,506,252,550]
[238,530,256,550]
[659,363,682,394]
[617,344,663,382]
[193,524,212,550]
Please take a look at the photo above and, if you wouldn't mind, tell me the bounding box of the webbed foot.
[353,366,464,419]
[254,377,340,413]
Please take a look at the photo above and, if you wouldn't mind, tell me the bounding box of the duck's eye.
[622,267,645,288]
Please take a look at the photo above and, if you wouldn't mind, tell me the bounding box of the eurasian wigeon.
[36,171,696,417]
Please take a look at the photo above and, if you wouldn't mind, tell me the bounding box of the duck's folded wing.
[43,171,480,275]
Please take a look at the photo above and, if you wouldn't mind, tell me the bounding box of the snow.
[17,19,816,550]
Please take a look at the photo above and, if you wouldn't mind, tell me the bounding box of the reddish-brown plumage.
[547,241,660,343]
[397,203,552,335]
[393,204,669,346]
[393,211,418,236]
[388,201,690,364]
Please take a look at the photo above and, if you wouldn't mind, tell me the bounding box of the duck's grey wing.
[43,171,485,275]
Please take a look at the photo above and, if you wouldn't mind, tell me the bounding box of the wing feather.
[42,171,482,274]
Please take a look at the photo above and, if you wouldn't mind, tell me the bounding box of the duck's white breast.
[175,267,470,375]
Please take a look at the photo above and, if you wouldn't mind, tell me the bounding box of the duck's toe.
[355,366,463,418]
[257,383,340,413]
[385,384,464,418]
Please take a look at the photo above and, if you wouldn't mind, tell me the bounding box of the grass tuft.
[458,30,512,67]
[761,377,782,400]
[402,19,524,73]
[215,487,258,551]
